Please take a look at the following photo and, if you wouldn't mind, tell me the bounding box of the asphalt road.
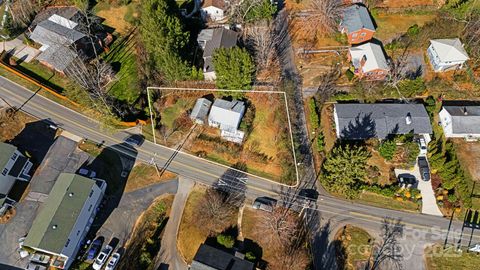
[1,75,480,267]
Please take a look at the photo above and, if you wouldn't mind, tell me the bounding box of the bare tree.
[229,0,265,25]
[9,0,40,27]
[365,218,404,270]
[306,0,343,38]
[463,13,480,71]
[195,188,237,233]
[315,64,341,103]
[244,22,276,72]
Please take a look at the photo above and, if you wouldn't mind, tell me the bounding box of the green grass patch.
[425,244,480,270]
[78,140,103,157]
[356,191,419,212]
[14,59,70,93]
[160,99,190,129]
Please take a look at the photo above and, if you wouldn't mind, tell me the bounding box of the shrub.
[407,24,420,37]
[309,98,320,131]
[448,193,458,203]
[245,251,256,261]
[379,140,397,161]
[398,78,426,97]
[217,234,235,249]
[317,132,325,152]
[345,69,355,81]
[139,251,152,269]
[360,184,398,197]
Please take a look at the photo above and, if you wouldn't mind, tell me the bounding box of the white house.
[201,0,226,22]
[208,99,246,143]
[439,106,480,139]
[23,173,106,269]
[190,98,213,124]
[348,42,389,80]
[427,38,470,72]
[0,142,33,216]
[197,27,238,80]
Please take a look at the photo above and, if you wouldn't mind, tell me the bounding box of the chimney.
[463,107,468,115]
[406,113,412,125]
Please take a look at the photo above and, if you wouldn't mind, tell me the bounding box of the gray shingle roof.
[335,103,432,139]
[444,106,480,134]
[37,45,78,72]
[190,98,212,121]
[212,99,244,113]
[197,28,238,72]
[30,20,85,46]
[191,244,254,270]
[0,142,16,174]
[341,4,375,33]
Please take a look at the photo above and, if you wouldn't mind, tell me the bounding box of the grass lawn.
[320,104,337,153]
[15,59,70,93]
[425,244,480,270]
[177,185,209,263]
[374,12,437,41]
[241,207,276,264]
[104,34,140,104]
[357,191,419,212]
[335,225,373,270]
[78,140,103,157]
[161,99,191,129]
[96,4,134,35]
[124,164,177,192]
[0,111,35,142]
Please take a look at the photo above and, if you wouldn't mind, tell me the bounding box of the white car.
[105,252,121,270]
[92,245,113,270]
[79,168,97,178]
[418,138,427,155]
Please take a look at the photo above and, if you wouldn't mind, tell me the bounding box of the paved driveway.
[3,38,40,63]
[395,164,443,216]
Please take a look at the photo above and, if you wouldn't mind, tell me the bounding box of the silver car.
[105,252,121,270]
[93,245,113,270]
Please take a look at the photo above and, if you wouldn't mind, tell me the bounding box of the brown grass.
[241,208,276,263]
[375,12,437,42]
[0,111,35,142]
[335,225,373,270]
[367,149,394,186]
[124,164,177,192]
[378,0,436,8]
[357,191,419,212]
[97,5,132,35]
[321,104,337,153]
[451,139,480,180]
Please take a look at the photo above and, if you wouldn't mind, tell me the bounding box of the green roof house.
[24,173,106,269]
[0,142,33,216]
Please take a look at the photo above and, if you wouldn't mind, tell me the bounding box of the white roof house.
[201,0,226,22]
[190,98,212,125]
[439,106,480,139]
[349,42,389,73]
[208,99,246,143]
[427,38,469,72]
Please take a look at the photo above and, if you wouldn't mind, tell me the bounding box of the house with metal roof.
[340,4,376,44]
[197,27,238,80]
[208,99,246,143]
[0,142,32,216]
[348,42,389,80]
[334,103,432,140]
[439,106,480,139]
[190,244,254,270]
[201,0,227,22]
[23,173,106,269]
[427,38,470,72]
[190,98,213,124]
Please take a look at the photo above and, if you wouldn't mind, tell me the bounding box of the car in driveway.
[418,137,427,155]
[86,238,103,261]
[252,197,277,212]
[79,168,97,178]
[30,253,50,264]
[398,173,416,188]
[93,245,113,270]
[105,252,121,270]
[25,263,47,270]
[418,157,430,181]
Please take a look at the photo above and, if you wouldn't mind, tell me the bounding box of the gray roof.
[198,28,238,72]
[335,103,432,139]
[31,6,83,29]
[191,244,254,270]
[341,4,375,33]
[37,45,78,72]
[212,99,244,113]
[190,98,212,121]
[443,106,480,134]
[24,174,97,254]
[30,19,85,46]
[0,142,16,173]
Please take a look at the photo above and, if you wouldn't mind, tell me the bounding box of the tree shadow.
[340,112,377,140]
[84,143,138,236]
[214,162,248,207]
[311,220,343,270]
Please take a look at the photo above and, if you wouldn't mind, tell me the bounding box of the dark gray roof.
[31,6,83,28]
[335,103,432,140]
[191,98,212,120]
[443,106,480,134]
[191,244,254,270]
[341,4,375,33]
[198,28,238,72]
[37,45,78,72]
[212,99,245,113]
[30,20,85,46]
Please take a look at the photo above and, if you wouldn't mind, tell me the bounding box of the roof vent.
[406,113,412,125]
[68,192,74,197]
[52,225,57,230]
[463,107,468,115]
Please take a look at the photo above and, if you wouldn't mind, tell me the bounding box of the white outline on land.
[146,86,300,186]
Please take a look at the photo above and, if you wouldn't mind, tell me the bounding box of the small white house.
[190,98,212,124]
[23,173,106,269]
[201,0,226,22]
[427,38,470,72]
[208,99,246,143]
[439,106,480,139]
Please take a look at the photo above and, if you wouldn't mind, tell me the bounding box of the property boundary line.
[147,86,300,186]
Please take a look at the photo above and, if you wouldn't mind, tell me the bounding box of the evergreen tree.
[212,47,255,95]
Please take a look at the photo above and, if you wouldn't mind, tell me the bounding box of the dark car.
[398,173,416,186]
[124,134,144,147]
[252,197,277,212]
[418,157,431,181]
[87,238,104,261]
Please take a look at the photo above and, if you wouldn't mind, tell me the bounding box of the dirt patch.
[124,164,177,192]
[367,149,394,185]
[321,104,337,153]
[452,139,480,180]
[0,208,16,224]
[97,5,132,35]
[378,0,436,9]
[375,12,437,42]
[0,110,35,142]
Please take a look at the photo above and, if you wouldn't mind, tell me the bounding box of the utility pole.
[146,87,157,144]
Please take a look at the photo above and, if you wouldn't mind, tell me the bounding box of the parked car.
[93,245,113,270]
[252,197,277,212]
[105,252,121,270]
[418,137,427,155]
[25,263,47,270]
[398,174,416,188]
[30,253,50,264]
[86,238,103,261]
[79,168,97,178]
[418,157,431,181]
[124,134,144,147]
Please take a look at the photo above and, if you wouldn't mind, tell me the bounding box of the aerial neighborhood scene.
[2,0,480,269]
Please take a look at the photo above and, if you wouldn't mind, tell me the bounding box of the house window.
[11,153,18,161]
[361,32,366,37]
[88,204,93,212]
[1,168,7,176]
[76,230,80,236]
[89,190,94,197]
[65,239,71,247]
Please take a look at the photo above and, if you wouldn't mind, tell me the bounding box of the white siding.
[201,7,225,21]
